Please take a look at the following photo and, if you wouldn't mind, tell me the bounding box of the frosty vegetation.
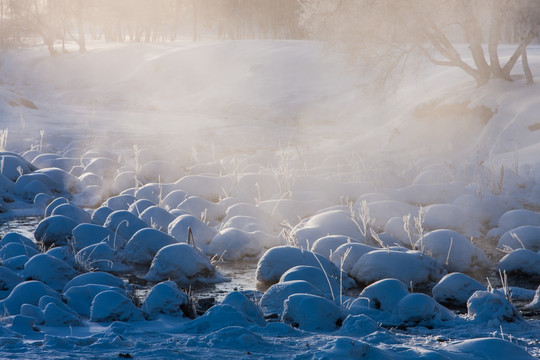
[0,1,540,359]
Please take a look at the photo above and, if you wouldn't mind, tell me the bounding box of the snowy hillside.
[0,40,539,359]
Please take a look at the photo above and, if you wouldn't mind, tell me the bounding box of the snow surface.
[0,40,540,358]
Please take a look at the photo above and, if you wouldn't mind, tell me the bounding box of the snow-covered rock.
[279,265,354,299]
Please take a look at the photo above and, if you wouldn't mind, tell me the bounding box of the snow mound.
[467,290,522,325]
[282,294,344,331]
[71,223,123,252]
[103,210,149,240]
[256,246,349,285]
[64,284,127,317]
[182,304,252,334]
[63,271,128,292]
[279,265,353,299]
[139,206,176,232]
[144,243,217,284]
[0,281,59,315]
[124,228,178,265]
[75,242,131,273]
[396,293,455,326]
[358,278,409,313]
[419,229,489,273]
[168,214,217,252]
[209,228,271,261]
[444,337,536,360]
[22,254,79,291]
[260,280,325,318]
[142,281,189,319]
[34,215,78,248]
[497,226,540,252]
[351,250,446,287]
[90,290,143,322]
[311,235,358,259]
[330,242,377,274]
[221,291,266,327]
[292,210,364,249]
[432,272,486,307]
[498,248,540,276]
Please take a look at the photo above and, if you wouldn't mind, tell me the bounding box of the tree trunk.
[77,0,86,53]
[522,47,534,85]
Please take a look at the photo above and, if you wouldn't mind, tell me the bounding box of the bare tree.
[299,0,540,88]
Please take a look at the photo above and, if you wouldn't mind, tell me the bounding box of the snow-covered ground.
[0,40,540,359]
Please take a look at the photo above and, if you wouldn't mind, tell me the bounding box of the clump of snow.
[90,290,143,322]
[124,228,178,265]
[139,206,176,232]
[291,210,364,249]
[330,242,377,274]
[260,280,325,318]
[34,215,78,248]
[396,293,455,326]
[444,337,536,360]
[0,281,59,315]
[282,294,344,331]
[142,281,189,319]
[256,246,349,285]
[467,290,522,325]
[279,265,353,299]
[497,226,540,252]
[351,250,446,287]
[168,214,217,252]
[419,229,489,274]
[221,291,266,327]
[498,248,540,276]
[358,278,409,313]
[144,243,218,284]
[22,254,78,291]
[432,272,486,307]
[103,210,148,240]
[209,228,273,261]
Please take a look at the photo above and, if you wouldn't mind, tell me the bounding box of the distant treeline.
[0,0,303,54]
